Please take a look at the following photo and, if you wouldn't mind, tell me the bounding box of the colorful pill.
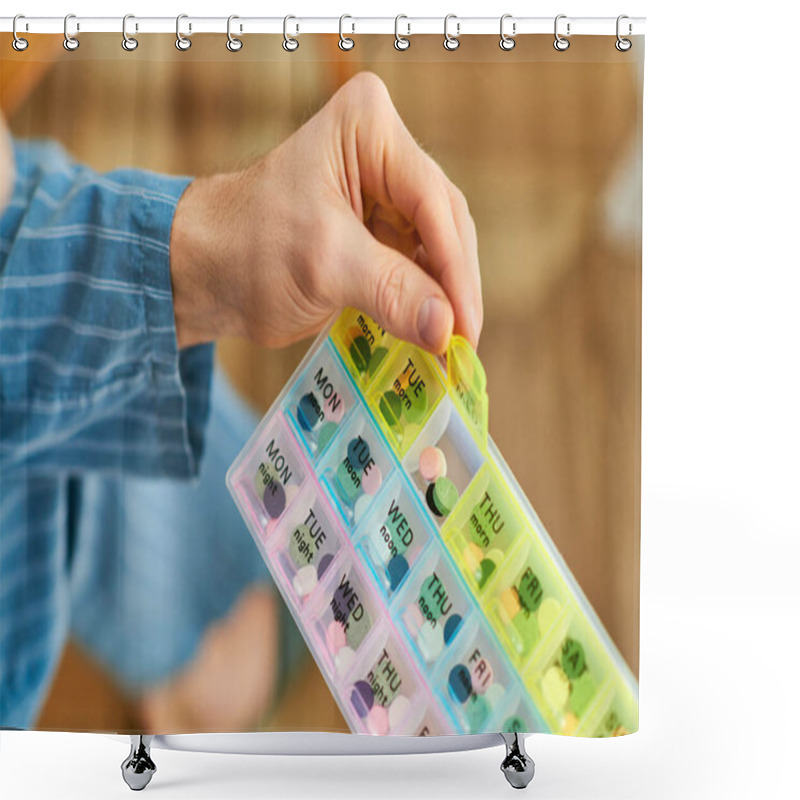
[317,552,334,580]
[347,436,370,467]
[443,614,463,645]
[327,395,346,424]
[419,445,447,483]
[325,620,346,653]
[542,664,570,711]
[346,608,371,650]
[366,704,389,735]
[289,523,313,568]
[463,542,483,573]
[504,715,526,734]
[386,554,409,591]
[351,680,374,718]
[368,346,389,378]
[561,712,579,735]
[362,463,382,496]
[388,695,411,732]
[432,477,458,517]
[379,390,403,427]
[500,587,521,621]
[262,479,286,519]
[335,646,356,676]
[448,664,472,704]
[292,564,318,598]
[561,638,587,680]
[568,671,597,717]
[465,694,490,732]
[297,392,321,431]
[512,609,540,651]
[517,568,544,613]
[537,597,562,633]
[404,382,428,425]
[334,461,361,506]
[470,656,494,694]
[476,558,496,589]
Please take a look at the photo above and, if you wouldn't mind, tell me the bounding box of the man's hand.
[170,72,482,353]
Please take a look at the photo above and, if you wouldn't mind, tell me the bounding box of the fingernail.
[418,296,447,351]
[470,306,482,347]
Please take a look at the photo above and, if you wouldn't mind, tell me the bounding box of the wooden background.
[1,33,641,732]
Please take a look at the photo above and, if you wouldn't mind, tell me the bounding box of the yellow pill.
[613,726,629,737]
[537,597,561,632]
[500,587,521,621]
[541,664,570,711]
[561,712,579,735]
[463,542,483,574]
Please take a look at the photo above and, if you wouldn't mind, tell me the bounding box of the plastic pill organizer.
[227,308,639,737]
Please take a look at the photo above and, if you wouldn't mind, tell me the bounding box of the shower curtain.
[0,26,642,740]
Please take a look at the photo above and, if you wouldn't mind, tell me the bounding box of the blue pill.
[347,436,370,469]
[297,393,320,431]
[443,614,463,646]
[448,664,472,704]
[317,553,334,580]
[386,555,409,592]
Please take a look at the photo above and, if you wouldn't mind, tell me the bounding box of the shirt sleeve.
[0,139,214,479]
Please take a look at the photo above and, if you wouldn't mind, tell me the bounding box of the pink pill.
[362,463,382,496]
[326,621,347,653]
[327,398,346,424]
[403,604,425,633]
[470,656,494,694]
[366,704,389,735]
[419,446,447,483]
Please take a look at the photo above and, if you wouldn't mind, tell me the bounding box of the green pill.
[368,346,389,377]
[346,607,372,650]
[349,336,371,373]
[503,715,526,734]
[335,461,361,506]
[379,390,403,427]
[476,557,496,589]
[512,608,540,651]
[568,671,597,717]
[517,568,544,613]
[432,477,458,517]
[317,421,338,453]
[465,693,490,733]
[289,523,314,568]
[561,638,587,680]
[418,574,445,622]
[404,382,428,425]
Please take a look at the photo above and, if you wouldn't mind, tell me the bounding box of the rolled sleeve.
[0,140,214,478]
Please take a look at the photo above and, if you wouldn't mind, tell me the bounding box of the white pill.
[417,621,444,662]
[335,646,356,676]
[388,695,411,732]
[292,564,318,598]
[485,682,506,708]
[354,494,372,524]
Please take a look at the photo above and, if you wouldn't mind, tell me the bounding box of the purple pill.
[317,552,334,580]
[351,680,374,718]
[262,478,286,519]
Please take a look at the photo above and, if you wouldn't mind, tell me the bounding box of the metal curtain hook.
[63,13,79,51]
[339,14,355,51]
[499,14,515,51]
[227,15,243,51]
[616,14,632,51]
[176,14,192,50]
[283,15,299,51]
[394,15,410,51]
[12,14,29,51]
[554,14,570,51]
[122,14,138,51]
[443,14,460,51]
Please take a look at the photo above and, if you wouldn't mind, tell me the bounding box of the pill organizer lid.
[446,335,488,450]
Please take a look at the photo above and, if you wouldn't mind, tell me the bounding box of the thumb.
[335,215,454,353]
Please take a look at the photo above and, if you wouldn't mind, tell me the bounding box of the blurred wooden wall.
[3,33,640,727]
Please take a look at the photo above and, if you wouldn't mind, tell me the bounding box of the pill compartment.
[484,536,574,670]
[267,483,346,610]
[408,705,454,736]
[579,674,638,737]
[441,462,526,596]
[341,624,425,735]
[394,548,473,675]
[366,344,446,458]
[284,340,357,462]
[330,308,395,387]
[402,396,485,527]
[302,553,383,681]
[354,474,433,601]
[319,410,395,529]
[524,611,611,736]
[435,620,516,734]
[490,690,547,735]
[226,413,309,543]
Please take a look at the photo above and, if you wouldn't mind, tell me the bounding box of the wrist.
[170,172,243,349]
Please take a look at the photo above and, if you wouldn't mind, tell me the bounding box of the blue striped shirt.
[0,140,213,727]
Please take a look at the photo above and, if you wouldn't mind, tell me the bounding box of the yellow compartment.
[442,462,527,596]
[366,344,445,457]
[329,308,395,387]
[523,611,612,736]
[580,677,639,737]
[484,534,574,670]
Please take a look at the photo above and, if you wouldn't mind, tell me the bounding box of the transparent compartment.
[402,395,486,527]
[408,706,454,736]
[484,536,574,669]
[302,553,383,680]
[394,547,473,675]
[489,690,547,735]
[354,474,433,601]
[366,344,446,457]
[284,340,357,461]
[340,624,426,735]
[434,620,516,734]
[581,678,638,737]
[226,412,309,542]
[524,610,612,736]
[330,308,395,387]
[442,462,527,595]
[319,410,395,529]
[267,483,346,608]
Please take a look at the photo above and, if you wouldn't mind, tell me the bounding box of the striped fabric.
[0,140,213,727]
